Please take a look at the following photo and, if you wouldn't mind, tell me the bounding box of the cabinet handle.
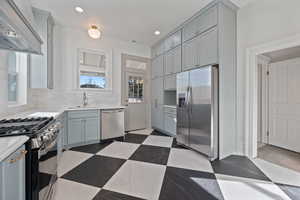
[8,150,27,164]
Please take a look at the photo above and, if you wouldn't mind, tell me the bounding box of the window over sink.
[78,49,112,90]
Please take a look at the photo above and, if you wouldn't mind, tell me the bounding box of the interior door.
[176,71,189,146]
[269,60,300,153]
[189,66,212,156]
[122,55,149,132]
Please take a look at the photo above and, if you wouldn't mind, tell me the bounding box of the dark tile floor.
[55,130,300,200]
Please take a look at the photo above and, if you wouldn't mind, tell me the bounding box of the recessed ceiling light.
[154,30,161,35]
[75,6,84,13]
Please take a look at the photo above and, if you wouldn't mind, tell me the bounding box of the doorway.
[256,46,300,172]
[121,54,150,132]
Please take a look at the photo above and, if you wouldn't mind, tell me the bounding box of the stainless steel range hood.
[0,0,43,54]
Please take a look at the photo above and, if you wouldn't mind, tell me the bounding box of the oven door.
[38,139,58,200]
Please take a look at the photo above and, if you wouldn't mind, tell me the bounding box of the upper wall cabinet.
[151,54,164,79]
[182,28,218,71]
[165,45,181,75]
[0,0,43,54]
[30,8,54,89]
[182,5,218,42]
[164,30,182,53]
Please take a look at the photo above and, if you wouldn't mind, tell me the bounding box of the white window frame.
[8,52,28,107]
[77,48,113,91]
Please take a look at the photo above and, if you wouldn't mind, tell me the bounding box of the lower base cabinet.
[151,104,164,130]
[164,113,176,136]
[66,110,100,148]
[0,145,26,200]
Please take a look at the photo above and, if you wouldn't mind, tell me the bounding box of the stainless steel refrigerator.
[177,65,219,161]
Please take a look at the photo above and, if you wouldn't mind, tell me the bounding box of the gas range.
[0,117,54,137]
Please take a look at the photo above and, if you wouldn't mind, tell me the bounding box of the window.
[7,52,27,105]
[128,75,144,103]
[78,49,112,90]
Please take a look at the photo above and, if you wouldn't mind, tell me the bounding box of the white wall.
[29,25,151,110]
[237,0,300,154]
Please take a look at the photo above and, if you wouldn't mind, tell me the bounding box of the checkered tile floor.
[54,130,300,200]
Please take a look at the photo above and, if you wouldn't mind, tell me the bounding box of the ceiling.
[30,0,254,46]
[263,45,300,63]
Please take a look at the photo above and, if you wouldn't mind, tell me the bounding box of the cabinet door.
[152,77,164,104]
[164,113,177,136]
[183,5,218,42]
[164,74,176,91]
[68,119,84,145]
[1,145,26,200]
[182,37,198,71]
[165,46,181,75]
[165,30,182,52]
[151,104,164,130]
[85,118,100,142]
[198,28,218,67]
[151,55,164,79]
[182,28,218,71]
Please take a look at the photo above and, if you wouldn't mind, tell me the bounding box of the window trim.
[77,48,113,91]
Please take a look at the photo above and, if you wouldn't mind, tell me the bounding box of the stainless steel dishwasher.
[101,109,125,140]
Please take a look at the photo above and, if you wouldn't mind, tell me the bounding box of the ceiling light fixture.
[154,30,161,35]
[88,25,101,39]
[75,6,84,13]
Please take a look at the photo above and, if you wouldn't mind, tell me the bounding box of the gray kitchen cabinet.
[151,77,164,105]
[67,110,100,147]
[164,74,176,91]
[0,145,26,200]
[85,118,100,141]
[67,118,84,145]
[164,113,176,136]
[30,8,54,89]
[182,28,218,71]
[164,30,182,52]
[151,55,164,79]
[164,106,176,136]
[182,5,218,42]
[164,45,182,75]
[151,104,164,131]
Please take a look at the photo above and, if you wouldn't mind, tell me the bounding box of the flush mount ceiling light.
[75,6,84,13]
[154,30,161,35]
[88,25,101,39]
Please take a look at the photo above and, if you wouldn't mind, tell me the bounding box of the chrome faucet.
[83,92,88,106]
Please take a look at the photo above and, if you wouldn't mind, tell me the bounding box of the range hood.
[0,0,42,54]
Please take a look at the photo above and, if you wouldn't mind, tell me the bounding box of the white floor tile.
[142,135,173,148]
[216,174,292,200]
[104,160,166,200]
[167,148,213,173]
[96,141,140,159]
[253,158,300,187]
[129,129,153,135]
[58,150,93,177]
[53,178,100,200]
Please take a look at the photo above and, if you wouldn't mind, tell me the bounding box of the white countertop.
[2,105,125,120]
[0,136,29,162]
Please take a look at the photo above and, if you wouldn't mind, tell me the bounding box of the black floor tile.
[129,145,170,165]
[124,134,148,144]
[277,183,300,200]
[62,155,126,187]
[93,189,145,200]
[151,130,171,137]
[159,166,224,200]
[70,142,112,154]
[211,155,271,181]
[172,139,188,149]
